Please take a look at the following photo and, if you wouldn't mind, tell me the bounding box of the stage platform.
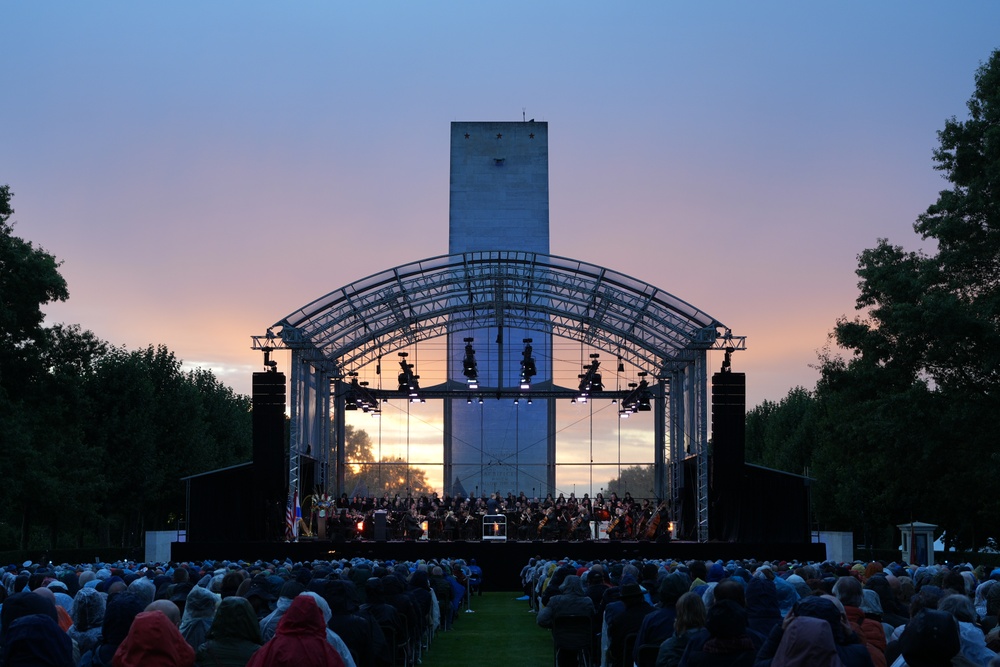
[171,539,827,591]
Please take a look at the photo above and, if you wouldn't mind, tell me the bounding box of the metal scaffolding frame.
[253,250,743,541]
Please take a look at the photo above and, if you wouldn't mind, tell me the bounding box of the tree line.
[0,185,251,551]
[746,50,1000,552]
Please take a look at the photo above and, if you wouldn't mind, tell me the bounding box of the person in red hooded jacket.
[246,595,346,667]
[112,609,195,667]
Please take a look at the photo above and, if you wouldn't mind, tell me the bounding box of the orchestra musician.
[404,507,424,540]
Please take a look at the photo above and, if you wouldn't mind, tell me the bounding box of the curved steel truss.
[253,250,745,542]
[257,250,740,374]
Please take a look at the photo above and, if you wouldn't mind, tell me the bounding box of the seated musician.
[571,506,592,541]
[404,508,424,540]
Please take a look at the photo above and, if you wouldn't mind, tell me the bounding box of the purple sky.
[5,2,999,414]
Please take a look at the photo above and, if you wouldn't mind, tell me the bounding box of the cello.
[645,501,668,540]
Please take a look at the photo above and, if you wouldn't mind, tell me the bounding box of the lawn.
[420,592,554,666]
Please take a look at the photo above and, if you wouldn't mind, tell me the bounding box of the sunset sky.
[5,3,1000,492]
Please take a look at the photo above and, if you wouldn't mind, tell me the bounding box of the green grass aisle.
[419,592,554,667]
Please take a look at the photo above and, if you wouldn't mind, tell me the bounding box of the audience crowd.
[5,551,1000,667]
[525,556,1000,667]
[0,555,477,666]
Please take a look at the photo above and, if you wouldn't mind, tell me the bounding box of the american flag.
[285,489,299,541]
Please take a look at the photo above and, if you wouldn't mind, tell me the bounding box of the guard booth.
[482,515,507,542]
[898,521,937,565]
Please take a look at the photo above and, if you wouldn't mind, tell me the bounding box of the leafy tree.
[605,464,655,500]
[744,386,816,475]
[810,50,1000,550]
[342,424,434,497]
[0,185,68,364]
[83,345,251,545]
[0,186,252,551]
[0,186,100,548]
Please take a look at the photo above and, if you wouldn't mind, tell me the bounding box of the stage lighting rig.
[344,373,380,415]
[577,353,603,403]
[262,349,278,372]
[462,338,479,389]
[520,338,536,389]
[397,352,420,400]
[619,374,651,418]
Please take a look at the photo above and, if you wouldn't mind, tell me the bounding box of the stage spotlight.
[520,338,536,389]
[462,338,479,389]
[577,353,603,401]
[397,352,420,399]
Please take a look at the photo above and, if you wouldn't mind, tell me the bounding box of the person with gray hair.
[834,575,887,667]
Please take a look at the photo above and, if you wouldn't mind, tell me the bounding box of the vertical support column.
[289,349,303,507]
[693,352,710,543]
[669,370,684,529]
[320,374,330,495]
[653,381,666,501]
[333,380,346,496]
[443,397,453,495]
[546,398,557,495]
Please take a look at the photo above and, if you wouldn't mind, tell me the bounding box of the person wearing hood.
[0,613,75,666]
[676,598,756,666]
[179,585,219,650]
[865,575,907,629]
[112,609,195,667]
[194,596,262,666]
[68,586,106,655]
[246,595,346,667]
[537,575,596,667]
[936,593,996,667]
[0,591,64,652]
[77,591,146,667]
[380,574,421,645]
[891,608,967,667]
[320,579,391,667]
[772,576,800,618]
[261,580,306,642]
[754,596,874,667]
[744,576,781,639]
[768,615,841,667]
[636,571,692,655]
[428,567,453,630]
[299,592,358,667]
[127,577,156,610]
[608,582,653,667]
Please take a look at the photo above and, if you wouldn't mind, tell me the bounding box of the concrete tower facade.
[445,121,555,499]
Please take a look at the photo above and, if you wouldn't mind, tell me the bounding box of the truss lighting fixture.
[462,337,479,389]
[520,338,536,389]
[397,352,420,399]
[344,374,381,415]
[577,353,603,403]
[619,374,651,418]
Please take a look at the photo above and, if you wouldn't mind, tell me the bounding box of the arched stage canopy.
[253,250,744,541]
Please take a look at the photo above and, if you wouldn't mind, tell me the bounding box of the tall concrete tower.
[444,121,555,499]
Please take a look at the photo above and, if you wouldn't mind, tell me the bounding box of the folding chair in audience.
[551,614,593,667]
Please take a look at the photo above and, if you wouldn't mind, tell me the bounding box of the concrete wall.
[815,531,853,563]
[447,121,553,496]
[449,121,549,254]
[145,530,181,563]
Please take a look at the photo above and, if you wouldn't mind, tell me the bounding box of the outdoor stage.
[171,538,827,591]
